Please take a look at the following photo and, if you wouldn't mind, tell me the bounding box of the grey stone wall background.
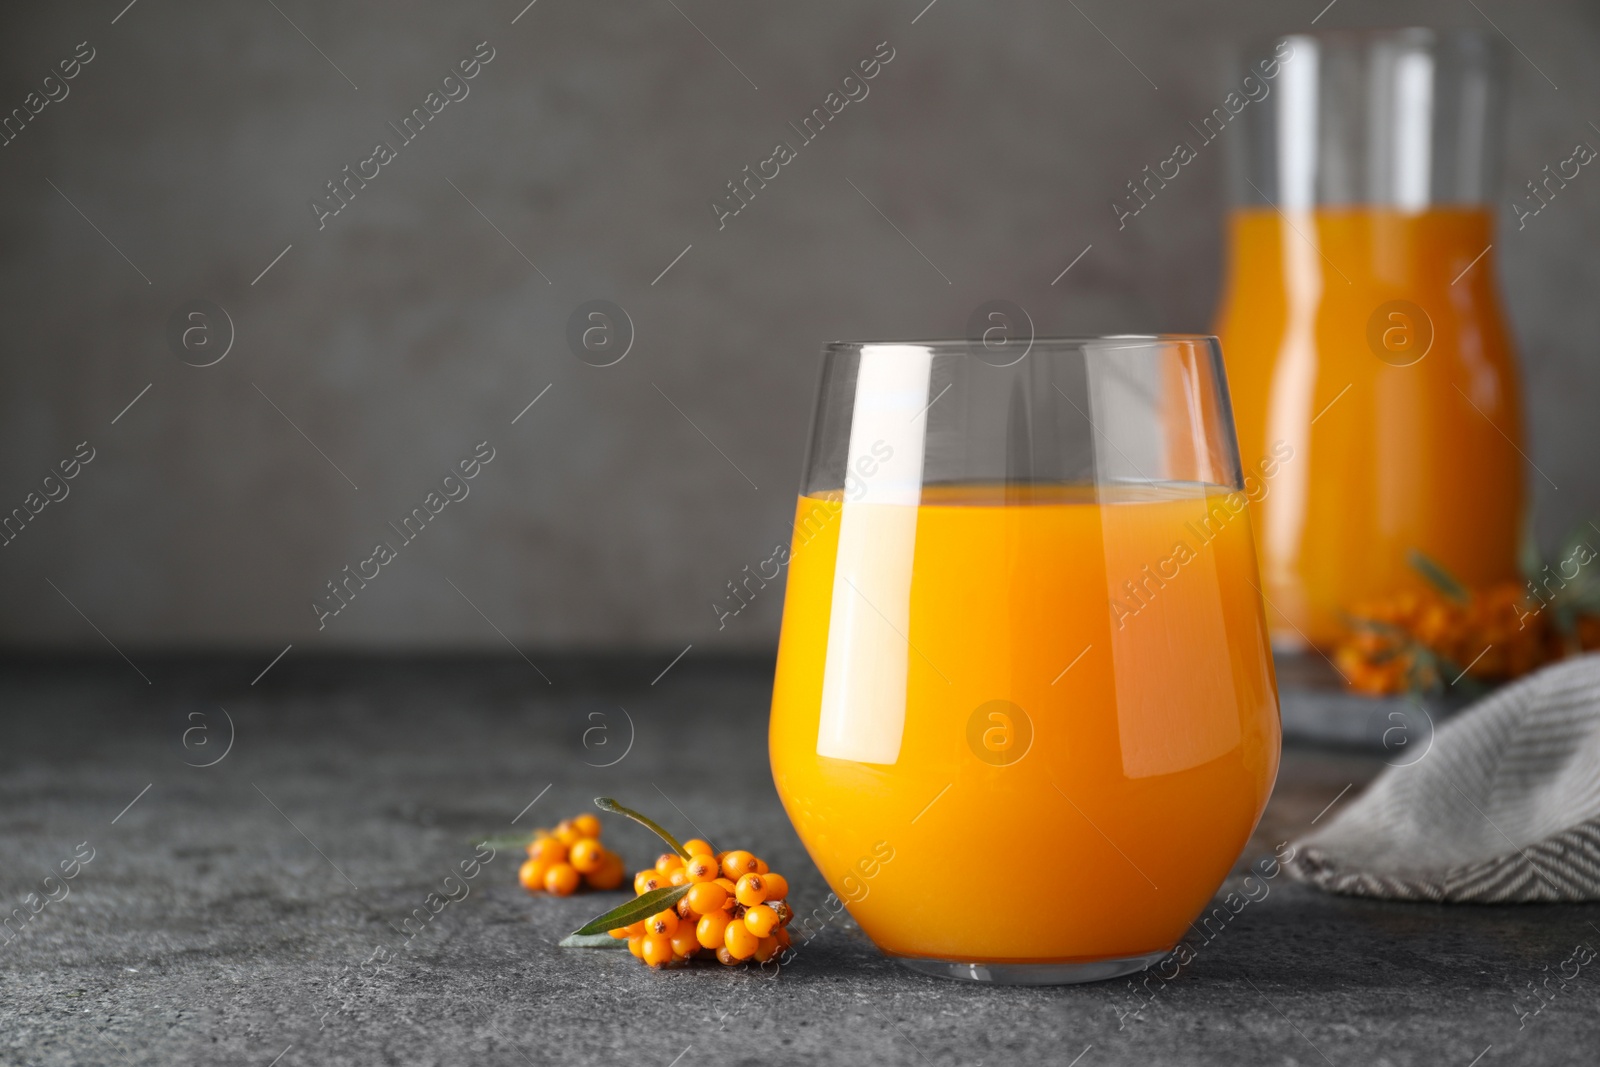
[0,0,1596,651]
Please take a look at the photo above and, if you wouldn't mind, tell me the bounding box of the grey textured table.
[3,656,1597,1066]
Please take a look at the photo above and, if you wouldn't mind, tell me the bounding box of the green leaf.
[471,833,533,850]
[1405,647,1445,696]
[1519,515,1546,584]
[594,797,692,860]
[570,884,691,937]
[1340,613,1409,639]
[1407,550,1470,605]
[558,933,630,949]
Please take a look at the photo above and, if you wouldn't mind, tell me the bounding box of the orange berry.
[724,918,759,960]
[634,871,663,895]
[585,853,625,891]
[608,926,631,940]
[573,813,602,839]
[641,933,674,967]
[644,909,679,937]
[528,836,566,864]
[744,904,779,938]
[687,881,728,916]
[685,855,718,883]
[716,946,740,966]
[656,853,684,875]
[683,838,715,856]
[624,920,646,938]
[670,929,700,957]
[544,862,580,896]
[554,820,583,846]
[735,874,768,907]
[754,857,770,875]
[697,910,732,950]
[754,935,780,963]
[721,851,758,880]
[518,858,548,892]
[628,935,646,959]
[762,873,789,900]
[569,839,605,874]
[668,868,688,887]
[775,927,792,949]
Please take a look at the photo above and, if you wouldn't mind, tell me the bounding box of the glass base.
[892,949,1169,986]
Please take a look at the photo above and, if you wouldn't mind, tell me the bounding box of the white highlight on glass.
[1392,48,1435,211]
[1277,39,1319,211]
[816,344,932,765]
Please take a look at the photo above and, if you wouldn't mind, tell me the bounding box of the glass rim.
[823,334,1219,352]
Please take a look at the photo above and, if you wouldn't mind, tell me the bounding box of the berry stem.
[593,797,692,860]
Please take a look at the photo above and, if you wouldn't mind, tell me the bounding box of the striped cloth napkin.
[1285,654,1600,902]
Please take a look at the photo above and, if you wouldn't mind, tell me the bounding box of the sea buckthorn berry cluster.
[1330,546,1600,696]
[621,841,791,968]
[518,815,625,896]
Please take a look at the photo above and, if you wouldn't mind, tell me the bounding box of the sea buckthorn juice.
[769,339,1281,983]
[1216,206,1523,647]
[1218,30,1525,647]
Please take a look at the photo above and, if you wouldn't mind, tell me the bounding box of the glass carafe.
[1214,28,1524,648]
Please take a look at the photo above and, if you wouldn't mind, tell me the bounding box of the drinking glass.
[1215,28,1523,648]
[769,336,1281,984]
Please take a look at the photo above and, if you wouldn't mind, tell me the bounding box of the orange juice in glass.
[769,337,1281,983]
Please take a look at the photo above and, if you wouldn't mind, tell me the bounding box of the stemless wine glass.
[769,336,1282,984]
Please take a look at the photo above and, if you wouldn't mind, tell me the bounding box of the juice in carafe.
[1215,206,1523,646]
